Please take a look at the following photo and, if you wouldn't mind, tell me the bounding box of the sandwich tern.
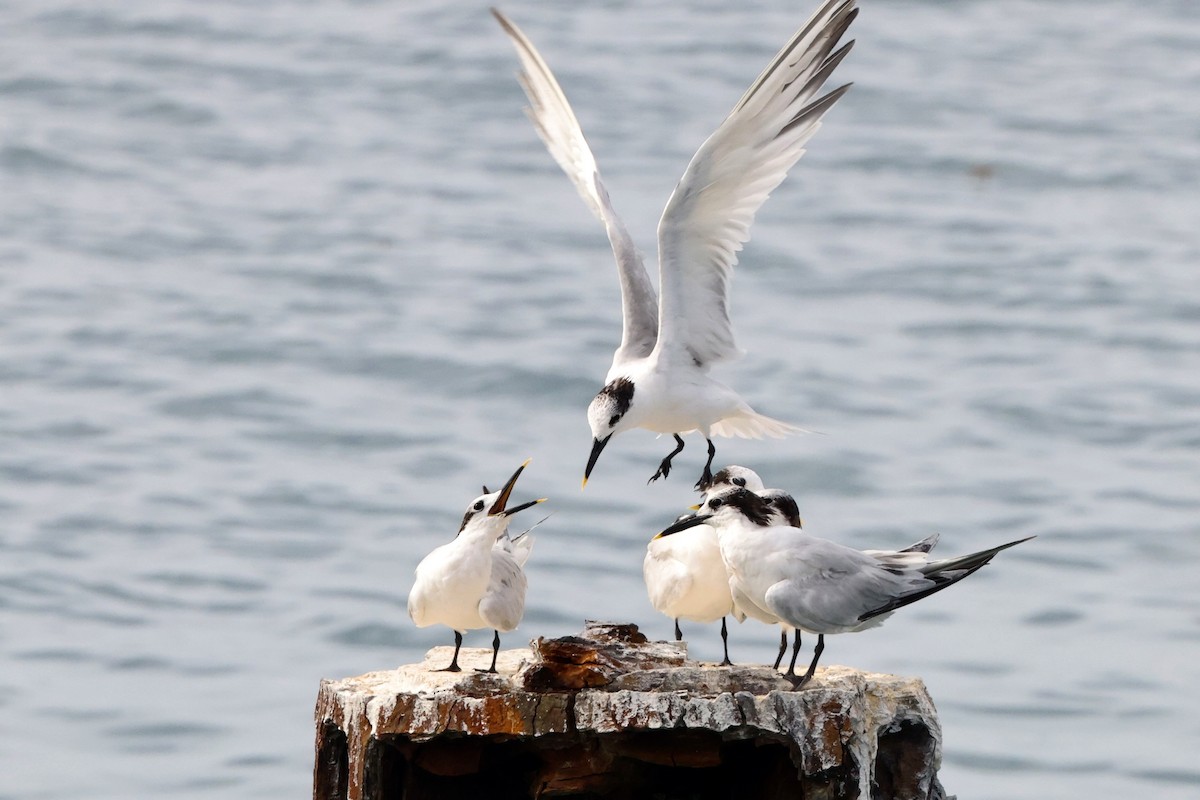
[407,461,546,673]
[697,467,944,677]
[657,486,1033,688]
[700,466,804,671]
[493,1,858,490]
[643,516,739,666]
[643,464,797,667]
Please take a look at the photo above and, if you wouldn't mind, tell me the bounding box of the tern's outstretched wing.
[653,0,856,367]
[493,8,658,368]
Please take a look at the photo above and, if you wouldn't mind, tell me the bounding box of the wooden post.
[313,621,948,799]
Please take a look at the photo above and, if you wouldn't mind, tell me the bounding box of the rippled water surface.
[2,1,1199,798]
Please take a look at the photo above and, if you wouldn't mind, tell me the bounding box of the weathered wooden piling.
[313,621,948,799]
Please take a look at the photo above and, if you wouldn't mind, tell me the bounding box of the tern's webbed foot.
[649,434,687,484]
[475,667,499,674]
[434,665,462,673]
[719,657,733,667]
[786,673,812,690]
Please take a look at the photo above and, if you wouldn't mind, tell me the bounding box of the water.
[1,0,1198,797]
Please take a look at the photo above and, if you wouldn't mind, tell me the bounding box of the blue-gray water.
[2,0,1198,797]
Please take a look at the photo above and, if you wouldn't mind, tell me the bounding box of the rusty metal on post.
[313,621,948,799]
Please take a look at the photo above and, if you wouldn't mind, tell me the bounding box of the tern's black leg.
[772,629,788,670]
[784,630,803,678]
[790,634,825,690]
[674,618,683,641]
[719,617,733,666]
[482,630,500,674]
[694,438,717,491]
[649,434,686,483]
[435,630,463,672]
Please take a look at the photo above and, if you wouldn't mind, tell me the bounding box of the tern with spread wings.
[493,1,858,490]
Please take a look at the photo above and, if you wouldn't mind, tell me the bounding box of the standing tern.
[493,1,858,490]
[643,464,796,667]
[696,465,806,671]
[657,486,1033,688]
[407,461,546,673]
[643,514,740,666]
[697,467,945,678]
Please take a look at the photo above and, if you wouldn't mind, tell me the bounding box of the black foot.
[773,630,788,671]
[719,617,733,666]
[788,634,824,690]
[785,671,813,690]
[486,630,501,674]
[649,434,686,484]
[435,631,464,673]
[475,667,499,674]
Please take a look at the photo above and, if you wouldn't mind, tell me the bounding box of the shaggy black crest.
[599,377,635,424]
[763,491,802,528]
[706,488,775,527]
[710,468,743,487]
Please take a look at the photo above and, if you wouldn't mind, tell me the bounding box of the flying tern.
[407,461,546,673]
[493,1,858,490]
[657,486,1033,688]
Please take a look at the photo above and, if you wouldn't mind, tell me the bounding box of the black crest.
[710,467,742,488]
[763,491,802,528]
[598,377,635,422]
[705,488,775,527]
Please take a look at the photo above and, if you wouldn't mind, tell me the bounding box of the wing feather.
[653,0,857,366]
[478,549,528,632]
[493,8,658,366]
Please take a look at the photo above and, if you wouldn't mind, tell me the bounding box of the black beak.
[654,513,714,539]
[581,435,611,489]
[501,498,545,517]
[489,459,530,515]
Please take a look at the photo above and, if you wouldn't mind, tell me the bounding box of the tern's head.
[457,459,546,538]
[691,465,766,510]
[707,465,766,494]
[655,487,775,538]
[582,377,635,487]
[760,489,803,528]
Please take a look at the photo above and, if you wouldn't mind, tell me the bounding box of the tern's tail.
[858,535,1035,622]
[709,410,807,440]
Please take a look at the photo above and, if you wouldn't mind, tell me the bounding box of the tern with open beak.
[407,460,546,673]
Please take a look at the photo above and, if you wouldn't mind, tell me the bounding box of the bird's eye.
[732,477,746,487]
[473,500,485,511]
[709,498,723,509]
[608,414,620,427]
